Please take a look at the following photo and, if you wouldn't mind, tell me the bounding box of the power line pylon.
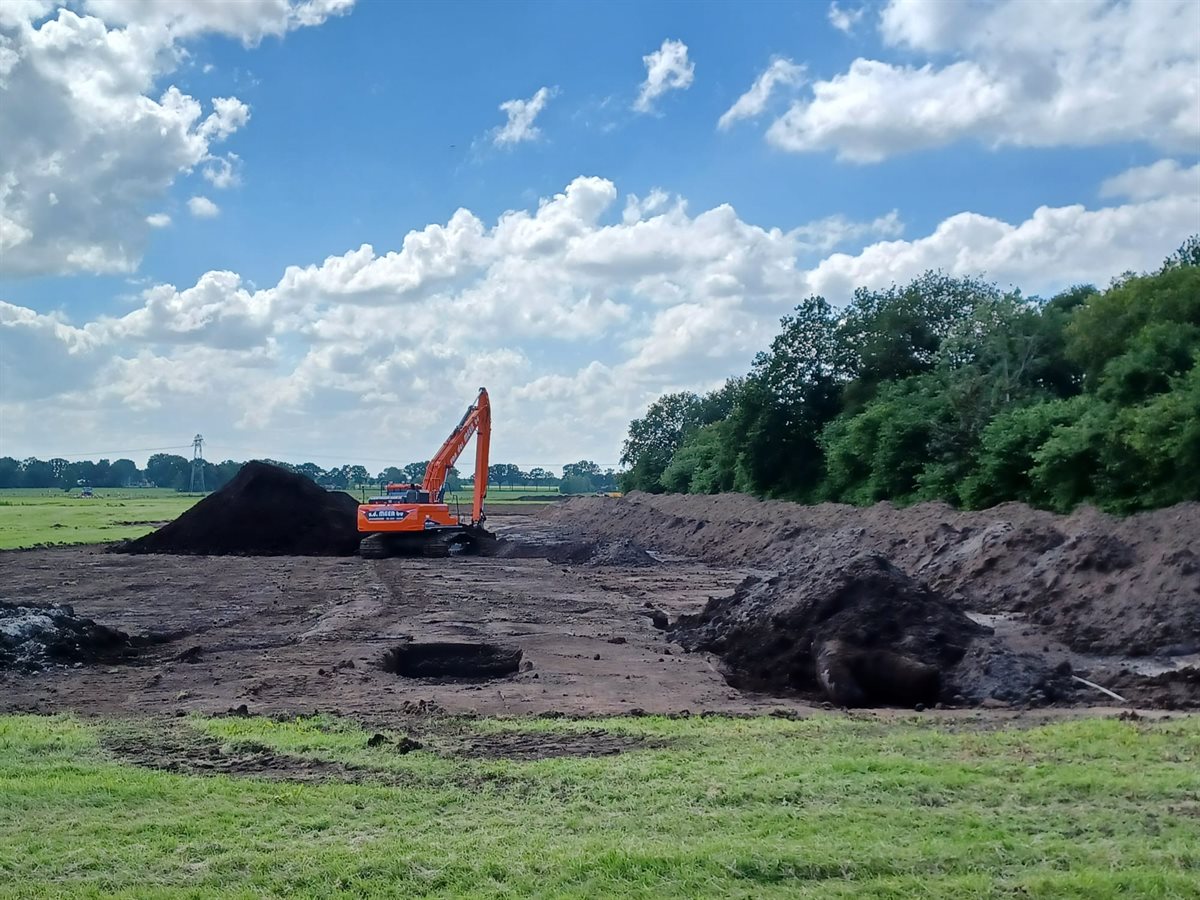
[189,434,206,493]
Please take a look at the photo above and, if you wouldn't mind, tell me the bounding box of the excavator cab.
[357,388,491,558]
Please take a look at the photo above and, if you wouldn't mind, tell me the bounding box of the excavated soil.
[0,601,135,670]
[671,553,1076,707]
[117,461,360,557]
[552,494,1200,658]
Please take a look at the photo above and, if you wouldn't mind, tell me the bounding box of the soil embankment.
[552,493,1200,658]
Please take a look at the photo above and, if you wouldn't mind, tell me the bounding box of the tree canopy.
[619,236,1200,514]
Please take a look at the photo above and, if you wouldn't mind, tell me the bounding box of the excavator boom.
[356,388,492,558]
[421,387,490,524]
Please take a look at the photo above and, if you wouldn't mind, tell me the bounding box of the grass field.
[0,712,1196,897]
[0,488,202,550]
[0,485,566,550]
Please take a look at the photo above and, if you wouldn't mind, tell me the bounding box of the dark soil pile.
[584,539,657,567]
[116,462,360,557]
[672,554,1008,706]
[1,601,132,670]
[553,494,1200,657]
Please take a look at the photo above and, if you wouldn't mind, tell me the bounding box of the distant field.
[0,485,563,550]
[445,486,564,505]
[0,488,202,550]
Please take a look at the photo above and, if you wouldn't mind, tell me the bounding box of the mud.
[0,601,133,670]
[101,725,405,784]
[552,494,1200,657]
[117,461,360,557]
[380,641,523,680]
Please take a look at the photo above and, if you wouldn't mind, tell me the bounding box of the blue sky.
[1,0,1197,470]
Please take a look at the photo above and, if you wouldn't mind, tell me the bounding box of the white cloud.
[717,57,805,130]
[827,2,866,34]
[1100,159,1200,202]
[81,0,354,44]
[202,153,242,189]
[634,39,694,114]
[2,176,1193,468]
[0,2,349,276]
[793,210,904,253]
[807,193,1198,301]
[766,0,1200,162]
[187,196,220,218]
[492,86,556,146]
[145,213,172,228]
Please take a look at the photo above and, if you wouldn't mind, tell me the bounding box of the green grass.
[0,712,1196,897]
[446,485,564,505]
[0,488,201,550]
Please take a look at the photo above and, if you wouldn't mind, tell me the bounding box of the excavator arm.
[421,387,491,525]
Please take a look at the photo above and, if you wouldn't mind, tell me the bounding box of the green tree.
[0,457,19,488]
[838,272,998,410]
[729,296,846,498]
[144,454,190,489]
[619,392,704,492]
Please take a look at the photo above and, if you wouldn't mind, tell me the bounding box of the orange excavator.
[357,387,492,558]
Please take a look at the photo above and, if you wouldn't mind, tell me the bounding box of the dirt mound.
[1,601,132,670]
[672,554,998,706]
[552,494,1200,657]
[117,462,360,557]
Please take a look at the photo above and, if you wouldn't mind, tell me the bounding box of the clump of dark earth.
[946,637,1076,706]
[672,554,995,707]
[116,461,360,557]
[0,601,132,670]
[380,641,522,680]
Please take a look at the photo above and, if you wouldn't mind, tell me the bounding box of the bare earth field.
[0,515,769,718]
[3,502,1196,720]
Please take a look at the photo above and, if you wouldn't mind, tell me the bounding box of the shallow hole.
[380,641,522,680]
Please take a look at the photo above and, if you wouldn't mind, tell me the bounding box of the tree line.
[619,237,1200,514]
[0,455,617,495]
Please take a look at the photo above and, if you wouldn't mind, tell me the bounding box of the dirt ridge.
[550,493,1200,658]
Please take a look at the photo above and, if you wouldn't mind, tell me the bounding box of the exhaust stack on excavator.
[357,387,492,558]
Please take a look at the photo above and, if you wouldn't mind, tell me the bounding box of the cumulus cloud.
[187,196,220,218]
[145,213,172,228]
[492,86,556,146]
[827,2,866,33]
[717,57,805,130]
[1100,159,1200,202]
[82,0,354,44]
[634,39,694,113]
[0,1,350,276]
[766,0,1200,162]
[2,176,1193,468]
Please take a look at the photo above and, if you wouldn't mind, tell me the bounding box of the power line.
[6,444,193,460]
